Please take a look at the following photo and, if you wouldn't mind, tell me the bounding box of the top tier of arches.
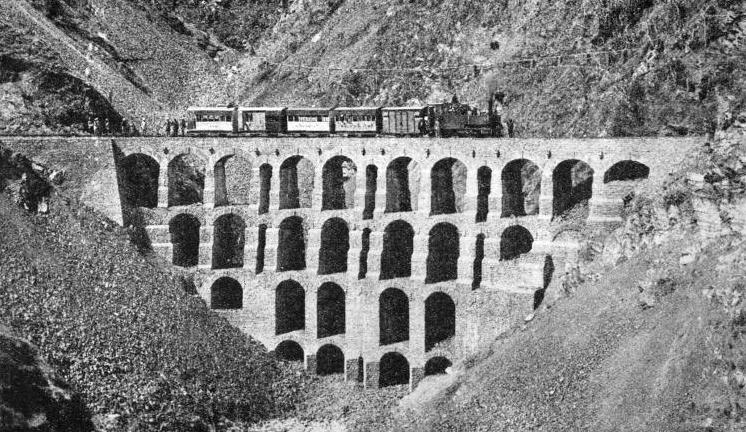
[117,142,658,223]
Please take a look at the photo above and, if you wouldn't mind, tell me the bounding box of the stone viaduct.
[111,136,700,390]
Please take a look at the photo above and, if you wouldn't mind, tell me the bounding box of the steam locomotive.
[186,97,503,138]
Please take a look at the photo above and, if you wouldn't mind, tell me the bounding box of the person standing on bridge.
[140,117,147,136]
[165,118,172,137]
[180,118,187,136]
[172,119,179,137]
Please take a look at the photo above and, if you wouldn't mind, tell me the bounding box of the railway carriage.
[286,107,334,135]
[381,106,430,136]
[186,107,236,135]
[333,107,382,136]
[239,107,286,135]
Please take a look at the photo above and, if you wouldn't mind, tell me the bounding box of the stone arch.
[430,158,467,215]
[275,280,305,335]
[501,159,541,217]
[279,155,314,209]
[476,166,492,222]
[426,223,459,284]
[210,277,242,310]
[385,157,419,213]
[379,352,409,387]
[425,356,452,376]
[213,153,252,207]
[380,220,414,280]
[363,164,378,220]
[604,160,650,183]
[322,156,357,210]
[169,213,200,267]
[500,225,534,261]
[259,163,272,214]
[316,344,344,375]
[275,340,304,362]
[277,216,306,271]
[317,282,345,338]
[425,292,456,351]
[379,288,409,345]
[552,159,593,219]
[119,153,159,208]
[472,234,485,290]
[212,213,246,269]
[318,218,349,275]
[168,153,206,207]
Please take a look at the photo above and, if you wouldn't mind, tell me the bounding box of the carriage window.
[317,116,323,122]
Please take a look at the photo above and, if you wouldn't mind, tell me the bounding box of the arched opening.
[256,224,267,274]
[379,352,409,387]
[472,234,485,290]
[501,159,541,218]
[535,255,554,309]
[385,157,419,213]
[476,166,492,222]
[425,292,455,351]
[168,153,205,207]
[317,282,345,338]
[214,154,252,207]
[169,214,200,267]
[277,216,306,271]
[500,225,534,261]
[322,156,357,210]
[363,165,378,219]
[275,340,304,362]
[358,228,371,279]
[430,158,467,215]
[604,160,649,183]
[426,223,459,284]
[552,159,593,219]
[379,288,409,345]
[316,344,344,375]
[318,218,349,275]
[259,164,272,214]
[212,214,246,269]
[424,357,452,376]
[120,153,159,208]
[380,220,414,280]
[275,280,305,335]
[279,155,314,209]
[210,277,242,309]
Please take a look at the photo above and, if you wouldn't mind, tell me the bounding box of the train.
[185,97,503,138]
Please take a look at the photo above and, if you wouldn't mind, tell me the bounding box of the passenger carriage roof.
[286,107,335,116]
[333,106,382,112]
[187,106,235,112]
[381,106,427,111]
[238,107,287,112]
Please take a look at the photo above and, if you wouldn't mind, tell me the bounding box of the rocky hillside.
[0,147,305,431]
[2,0,743,137]
[383,127,746,431]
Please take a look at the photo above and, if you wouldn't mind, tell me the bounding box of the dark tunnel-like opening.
[259,163,272,214]
[275,340,304,362]
[316,344,345,375]
[385,157,417,213]
[317,282,345,338]
[476,166,492,222]
[379,288,409,345]
[425,292,455,351]
[275,279,305,335]
[120,153,159,208]
[318,218,349,275]
[500,225,534,261]
[603,160,649,183]
[169,213,200,267]
[277,216,306,271]
[424,356,452,376]
[279,155,314,209]
[552,159,593,219]
[426,223,459,284]
[256,224,267,273]
[379,352,409,387]
[363,165,377,219]
[430,158,466,215]
[359,228,371,279]
[210,277,242,310]
[212,213,246,269]
[380,220,414,280]
[472,234,485,290]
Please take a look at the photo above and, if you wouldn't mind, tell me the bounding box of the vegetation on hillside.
[0,148,304,431]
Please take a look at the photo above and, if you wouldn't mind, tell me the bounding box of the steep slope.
[0,148,304,430]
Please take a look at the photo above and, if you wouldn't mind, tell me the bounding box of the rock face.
[0,324,93,431]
